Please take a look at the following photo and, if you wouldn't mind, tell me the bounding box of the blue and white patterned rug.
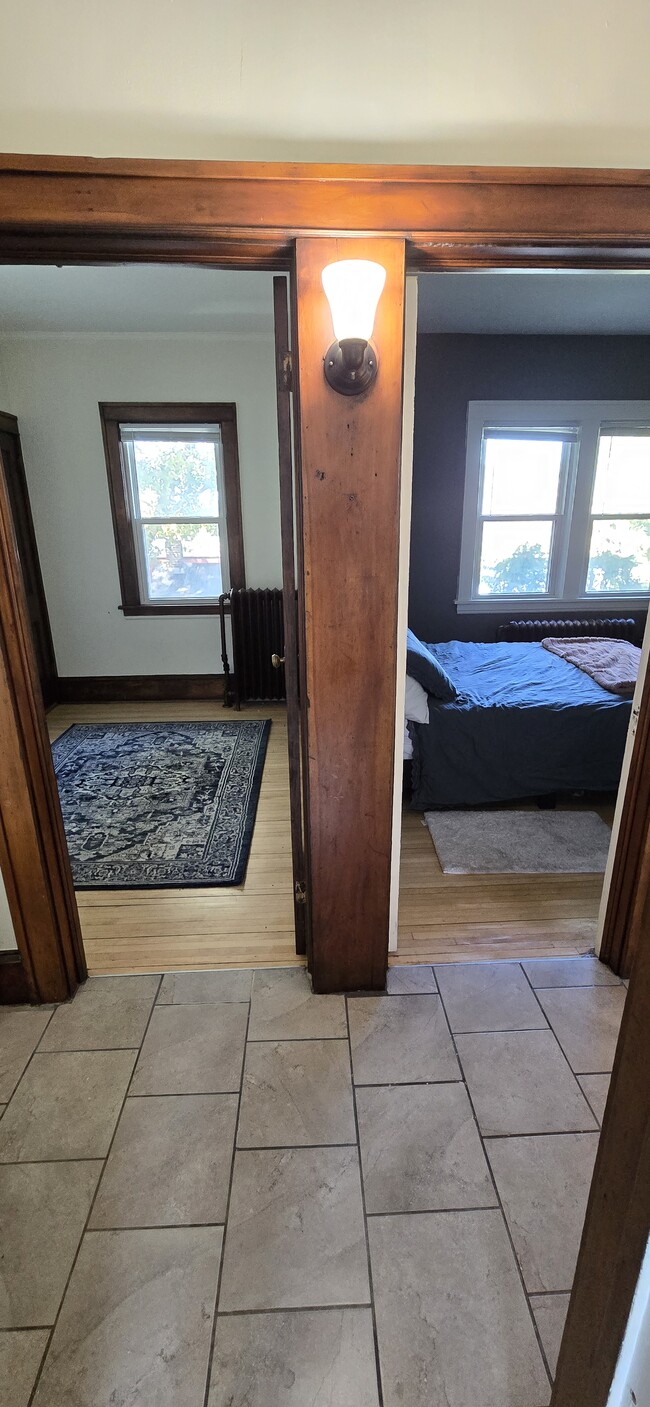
[51,720,271,889]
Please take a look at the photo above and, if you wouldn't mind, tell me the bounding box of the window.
[100,403,245,615]
[458,401,650,611]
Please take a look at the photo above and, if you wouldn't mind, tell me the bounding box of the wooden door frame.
[600,648,650,977]
[0,152,649,1401]
[0,154,649,1000]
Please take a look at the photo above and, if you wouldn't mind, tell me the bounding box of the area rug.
[52,720,271,889]
[424,809,612,874]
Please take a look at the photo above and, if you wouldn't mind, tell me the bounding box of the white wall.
[0,0,648,168]
[608,1238,650,1407]
[0,333,282,676]
[0,871,17,951]
[389,277,417,954]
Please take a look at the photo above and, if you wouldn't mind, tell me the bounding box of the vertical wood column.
[0,448,85,1003]
[293,237,406,992]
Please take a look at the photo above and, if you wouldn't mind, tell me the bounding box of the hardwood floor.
[396,803,610,965]
[47,701,300,976]
[48,700,610,974]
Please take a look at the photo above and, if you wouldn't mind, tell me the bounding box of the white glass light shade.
[321,259,386,343]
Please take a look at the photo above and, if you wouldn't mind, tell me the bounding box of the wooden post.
[0,447,85,1003]
[293,237,406,992]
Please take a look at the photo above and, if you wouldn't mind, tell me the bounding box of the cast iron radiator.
[497,617,639,644]
[219,588,285,708]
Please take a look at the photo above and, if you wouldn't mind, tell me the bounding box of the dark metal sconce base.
[324,338,378,396]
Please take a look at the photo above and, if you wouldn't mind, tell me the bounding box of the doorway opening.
[396,268,650,967]
[0,263,306,976]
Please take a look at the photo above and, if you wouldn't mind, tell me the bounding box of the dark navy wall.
[409,334,650,644]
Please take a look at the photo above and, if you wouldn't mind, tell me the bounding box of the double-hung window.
[458,401,650,611]
[100,402,245,615]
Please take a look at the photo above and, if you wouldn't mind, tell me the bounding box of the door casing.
[0,155,649,1405]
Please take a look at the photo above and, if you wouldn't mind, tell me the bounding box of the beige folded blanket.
[542,636,641,696]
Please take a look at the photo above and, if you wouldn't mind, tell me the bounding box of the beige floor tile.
[131,1003,248,1095]
[530,1293,570,1378]
[158,969,253,1004]
[0,1329,49,1407]
[209,1309,380,1407]
[577,1073,611,1125]
[435,962,546,1033]
[219,1147,369,1311]
[357,1083,495,1213]
[238,1040,355,1148]
[522,957,621,989]
[536,986,626,1073]
[486,1133,599,1292]
[456,1030,598,1136]
[0,1162,100,1326]
[39,976,160,1051]
[385,965,437,994]
[249,969,346,1040]
[90,1093,238,1228]
[0,1011,53,1102]
[369,1210,550,1407]
[32,1228,222,1407]
[348,995,459,1085]
[0,1051,136,1161]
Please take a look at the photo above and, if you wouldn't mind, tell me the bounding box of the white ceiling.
[417,271,650,334]
[0,265,276,336]
[0,264,648,338]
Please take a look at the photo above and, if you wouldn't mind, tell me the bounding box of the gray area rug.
[424,809,612,874]
[52,720,270,889]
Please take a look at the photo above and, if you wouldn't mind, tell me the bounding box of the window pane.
[592,433,650,515]
[133,439,220,517]
[142,523,223,600]
[478,520,553,596]
[586,519,650,594]
[481,436,564,515]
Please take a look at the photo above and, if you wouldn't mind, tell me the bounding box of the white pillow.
[404,673,429,724]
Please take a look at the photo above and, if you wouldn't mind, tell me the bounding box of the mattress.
[410,639,632,809]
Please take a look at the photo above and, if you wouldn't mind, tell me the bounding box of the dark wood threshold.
[57,674,225,704]
[0,950,35,1004]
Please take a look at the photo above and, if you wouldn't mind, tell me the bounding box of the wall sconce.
[321,259,386,396]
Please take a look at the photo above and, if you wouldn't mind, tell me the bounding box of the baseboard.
[57,674,225,704]
[0,951,34,1004]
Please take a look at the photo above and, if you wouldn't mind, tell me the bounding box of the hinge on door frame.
[279,350,293,394]
[294,879,307,905]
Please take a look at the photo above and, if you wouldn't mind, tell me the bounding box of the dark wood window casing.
[99,401,246,616]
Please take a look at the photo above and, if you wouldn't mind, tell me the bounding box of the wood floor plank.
[47,700,609,975]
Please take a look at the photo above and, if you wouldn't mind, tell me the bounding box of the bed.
[407,637,633,810]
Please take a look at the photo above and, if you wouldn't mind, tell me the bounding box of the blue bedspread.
[409,640,632,809]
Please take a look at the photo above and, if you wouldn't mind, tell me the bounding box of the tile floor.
[0,954,625,1407]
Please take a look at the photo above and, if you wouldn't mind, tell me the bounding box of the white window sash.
[458,400,650,613]
[120,425,230,605]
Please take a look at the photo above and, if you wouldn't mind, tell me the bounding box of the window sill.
[119,602,226,617]
[456,597,650,615]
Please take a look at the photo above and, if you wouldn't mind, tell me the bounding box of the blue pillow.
[406,628,457,702]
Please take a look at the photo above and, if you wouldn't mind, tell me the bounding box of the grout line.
[365,1204,499,1218]
[519,964,609,1097]
[29,1046,141,1055]
[1,1007,57,1112]
[26,976,164,1407]
[235,1142,358,1152]
[201,995,252,1407]
[344,997,385,1407]
[447,1025,550,1036]
[353,1078,463,1089]
[216,1301,373,1318]
[83,1222,226,1233]
[434,967,555,1393]
[480,1127,600,1140]
[128,1089,242,1098]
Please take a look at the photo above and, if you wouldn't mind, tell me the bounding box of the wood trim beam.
[0,156,649,269]
[294,235,405,992]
